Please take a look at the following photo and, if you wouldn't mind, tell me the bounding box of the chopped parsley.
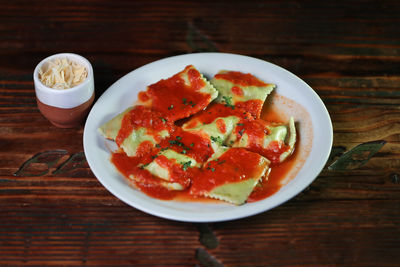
[168,136,192,151]
[181,160,192,171]
[210,135,223,145]
[238,128,245,136]
[222,96,235,109]
[168,104,174,110]
[237,123,244,126]
[160,117,167,123]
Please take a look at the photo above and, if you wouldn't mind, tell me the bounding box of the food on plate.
[210,70,275,118]
[190,147,270,205]
[99,65,296,205]
[227,117,296,164]
[99,105,174,157]
[137,65,218,121]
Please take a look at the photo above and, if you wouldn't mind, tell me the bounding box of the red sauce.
[185,103,253,128]
[158,128,214,163]
[216,118,226,134]
[236,99,264,118]
[190,148,266,195]
[136,141,154,157]
[116,109,134,146]
[115,106,175,147]
[214,71,269,87]
[236,119,290,164]
[140,65,213,122]
[151,155,192,188]
[247,146,298,202]
[231,86,243,96]
[111,152,179,200]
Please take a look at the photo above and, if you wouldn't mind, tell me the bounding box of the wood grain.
[0,0,399,266]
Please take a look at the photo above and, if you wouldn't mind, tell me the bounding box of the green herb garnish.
[222,96,235,109]
[210,135,223,145]
[181,160,192,171]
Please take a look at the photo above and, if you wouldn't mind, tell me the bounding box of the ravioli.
[141,149,200,190]
[137,65,218,122]
[227,117,296,164]
[182,103,254,150]
[190,147,270,205]
[183,115,239,151]
[98,107,132,141]
[99,105,175,157]
[211,71,275,118]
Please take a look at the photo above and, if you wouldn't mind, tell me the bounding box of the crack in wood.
[195,247,223,267]
[196,223,219,249]
[14,150,68,177]
[14,150,88,177]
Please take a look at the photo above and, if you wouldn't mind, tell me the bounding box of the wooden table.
[1,1,399,266]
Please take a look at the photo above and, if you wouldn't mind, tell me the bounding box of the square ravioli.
[190,147,270,205]
[227,117,296,164]
[137,65,218,122]
[129,127,215,191]
[182,103,253,150]
[99,105,175,157]
[211,70,275,118]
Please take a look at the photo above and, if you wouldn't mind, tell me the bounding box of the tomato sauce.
[115,105,175,147]
[111,152,180,200]
[140,65,213,122]
[247,145,298,202]
[214,71,269,87]
[184,103,253,127]
[157,127,214,163]
[236,119,290,164]
[190,148,266,195]
[235,99,264,118]
[231,86,243,96]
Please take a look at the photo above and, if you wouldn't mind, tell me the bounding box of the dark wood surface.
[1,0,400,266]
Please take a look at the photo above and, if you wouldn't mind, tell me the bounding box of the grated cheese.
[38,57,88,89]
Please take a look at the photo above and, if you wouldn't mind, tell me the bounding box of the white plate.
[83,53,333,222]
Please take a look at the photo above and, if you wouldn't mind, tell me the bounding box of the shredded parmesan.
[38,57,88,89]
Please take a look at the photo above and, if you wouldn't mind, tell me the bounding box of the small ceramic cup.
[33,53,95,128]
